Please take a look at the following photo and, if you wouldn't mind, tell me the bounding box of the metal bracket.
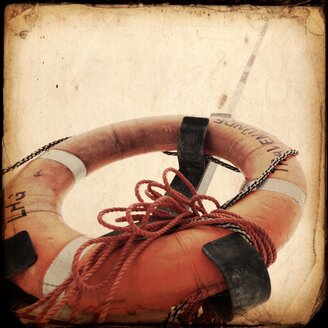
[202,233,271,321]
[3,231,38,280]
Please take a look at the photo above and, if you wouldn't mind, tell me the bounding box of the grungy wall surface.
[3,4,325,326]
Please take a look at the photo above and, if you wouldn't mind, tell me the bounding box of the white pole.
[197,22,269,195]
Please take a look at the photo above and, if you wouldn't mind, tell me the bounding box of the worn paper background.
[3,4,325,326]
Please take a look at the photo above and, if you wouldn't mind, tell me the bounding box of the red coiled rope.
[19,167,276,325]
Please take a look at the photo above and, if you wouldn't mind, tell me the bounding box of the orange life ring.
[4,115,306,324]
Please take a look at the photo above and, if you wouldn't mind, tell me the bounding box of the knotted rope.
[19,167,276,325]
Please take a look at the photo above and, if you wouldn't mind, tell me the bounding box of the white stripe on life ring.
[42,236,90,296]
[41,149,87,181]
[244,178,306,206]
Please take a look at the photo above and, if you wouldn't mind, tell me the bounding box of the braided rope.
[2,137,71,175]
[163,150,240,172]
[221,149,298,209]
[163,149,299,209]
[3,140,238,175]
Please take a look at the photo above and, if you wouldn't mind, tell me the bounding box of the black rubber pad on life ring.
[3,231,38,280]
[169,116,210,198]
[202,233,271,321]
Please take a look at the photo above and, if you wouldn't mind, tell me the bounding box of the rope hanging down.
[19,167,276,325]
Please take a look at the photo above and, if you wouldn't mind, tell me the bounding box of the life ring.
[4,115,306,324]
